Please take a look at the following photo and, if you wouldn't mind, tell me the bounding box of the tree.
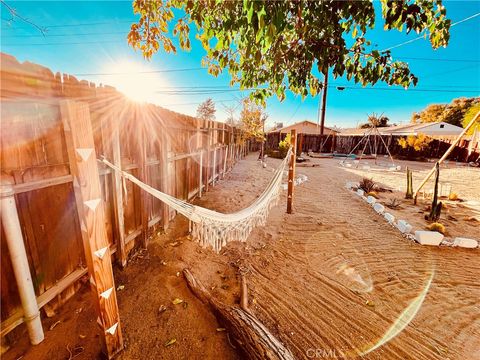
[223,103,240,127]
[128,1,450,103]
[411,97,479,126]
[442,97,479,127]
[359,113,390,128]
[196,98,216,122]
[239,98,267,142]
[462,103,480,135]
[411,104,445,123]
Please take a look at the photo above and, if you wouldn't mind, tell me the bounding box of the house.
[339,122,464,139]
[269,120,339,135]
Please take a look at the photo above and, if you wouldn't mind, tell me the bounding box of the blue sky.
[1,0,479,129]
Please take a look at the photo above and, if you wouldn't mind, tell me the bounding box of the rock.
[384,213,395,223]
[356,189,365,197]
[346,163,352,168]
[396,220,412,234]
[415,230,444,246]
[453,237,478,249]
[373,203,385,214]
[362,165,370,170]
[367,196,376,205]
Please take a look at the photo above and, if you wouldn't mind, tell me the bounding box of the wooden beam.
[109,119,127,267]
[12,175,72,194]
[287,130,297,214]
[136,122,149,248]
[60,100,123,359]
[0,267,88,338]
[159,128,169,230]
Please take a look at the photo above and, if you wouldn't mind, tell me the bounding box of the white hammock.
[100,148,292,253]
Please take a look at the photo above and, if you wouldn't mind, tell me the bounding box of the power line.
[2,40,124,46]
[160,99,237,107]
[1,19,134,29]
[336,86,479,93]
[74,68,205,76]
[383,11,480,51]
[397,57,480,63]
[2,31,128,38]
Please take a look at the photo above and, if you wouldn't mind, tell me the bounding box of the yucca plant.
[427,163,442,222]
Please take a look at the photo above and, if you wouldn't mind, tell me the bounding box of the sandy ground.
[4,155,480,360]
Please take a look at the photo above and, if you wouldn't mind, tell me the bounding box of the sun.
[103,60,164,103]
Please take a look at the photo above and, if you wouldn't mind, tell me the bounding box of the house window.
[440,124,445,128]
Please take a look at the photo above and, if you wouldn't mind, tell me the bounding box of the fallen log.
[183,269,294,360]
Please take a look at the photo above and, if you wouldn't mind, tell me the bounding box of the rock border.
[345,181,479,249]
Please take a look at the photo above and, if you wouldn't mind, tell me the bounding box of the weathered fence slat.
[60,100,123,359]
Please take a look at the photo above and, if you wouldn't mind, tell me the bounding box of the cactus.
[405,167,413,199]
[427,163,442,222]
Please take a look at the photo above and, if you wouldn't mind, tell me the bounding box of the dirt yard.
[4,155,480,360]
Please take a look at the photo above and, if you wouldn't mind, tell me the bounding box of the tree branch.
[1,0,46,35]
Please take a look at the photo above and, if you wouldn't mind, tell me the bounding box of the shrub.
[359,178,377,193]
[448,192,458,201]
[386,198,402,210]
[397,134,432,152]
[278,133,291,158]
[427,222,446,234]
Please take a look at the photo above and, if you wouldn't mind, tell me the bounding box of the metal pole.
[1,176,44,345]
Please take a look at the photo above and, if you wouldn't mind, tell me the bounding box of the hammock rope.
[99,148,292,253]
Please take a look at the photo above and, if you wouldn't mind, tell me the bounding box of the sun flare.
[103,60,164,103]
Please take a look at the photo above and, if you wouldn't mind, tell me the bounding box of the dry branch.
[183,269,294,360]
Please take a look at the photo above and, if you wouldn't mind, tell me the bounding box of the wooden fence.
[0,53,250,338]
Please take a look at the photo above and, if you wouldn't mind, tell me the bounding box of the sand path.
[190,155,480,359]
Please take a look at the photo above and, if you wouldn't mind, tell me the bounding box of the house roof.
[269,120,339,133]
[339,122,464,137]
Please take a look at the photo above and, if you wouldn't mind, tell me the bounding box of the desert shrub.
[427,222,446,234]
[359,178,377,193]
[448,192,458,201]
[278,133,291,158]
[386,198,402,209]
[397,134,432,152]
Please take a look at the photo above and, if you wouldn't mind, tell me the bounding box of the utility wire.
[383,11,480,51]
[74,68,205,76]
[1,19,134,29]
[2,31,128,38]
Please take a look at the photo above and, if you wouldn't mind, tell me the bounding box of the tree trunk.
[183,269,294,360]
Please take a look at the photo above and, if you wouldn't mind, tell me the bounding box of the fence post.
[102,116,127,267]
[136,121,149,248]
[287,130,297,214]
[60,100,123,358]
[199,151,203,198]
[160,130,169,229]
